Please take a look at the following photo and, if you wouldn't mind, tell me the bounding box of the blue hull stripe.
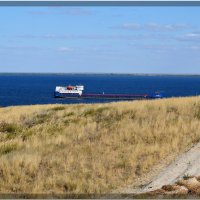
[54,92,81,98]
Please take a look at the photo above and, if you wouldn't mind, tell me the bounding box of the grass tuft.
[0,122,20,133]
[50,106,66,111]
[0,143,18,155]
[22,111,53,127]
[183,173,194,180]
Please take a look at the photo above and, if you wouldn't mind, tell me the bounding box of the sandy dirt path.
[122,141,200,194]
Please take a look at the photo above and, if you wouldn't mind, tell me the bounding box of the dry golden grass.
[0,96,200,194]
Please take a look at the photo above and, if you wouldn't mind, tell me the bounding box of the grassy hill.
[0,96,200,194]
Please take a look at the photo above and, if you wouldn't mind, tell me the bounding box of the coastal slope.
[0,96,200,194]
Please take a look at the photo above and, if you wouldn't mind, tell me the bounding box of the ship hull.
[54,92,163,99]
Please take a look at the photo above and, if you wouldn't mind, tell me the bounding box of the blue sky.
[1,6,200,74]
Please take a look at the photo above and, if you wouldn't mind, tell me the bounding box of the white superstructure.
[55,85,84,96]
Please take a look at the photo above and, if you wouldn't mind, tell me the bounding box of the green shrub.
[21,130,34,141]
[50,106,66,111]
[63,112,74,117]
[0,122,21,134]
[194,105,200,119]
[82,108,96,117]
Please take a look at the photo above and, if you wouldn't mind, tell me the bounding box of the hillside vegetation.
[0,96,200,194]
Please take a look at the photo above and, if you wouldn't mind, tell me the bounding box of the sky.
[1,6,200,74]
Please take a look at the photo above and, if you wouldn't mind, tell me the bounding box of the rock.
[177,177,200,194]
[162,184,188,194]
[144,177,200,196]
[196,176,200,181]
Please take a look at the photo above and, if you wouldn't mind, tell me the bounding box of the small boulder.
[196,176,200,181]
[162,184,188,195]
[177,177,200,194]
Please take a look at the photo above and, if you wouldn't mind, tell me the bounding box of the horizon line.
[1,72,200,76]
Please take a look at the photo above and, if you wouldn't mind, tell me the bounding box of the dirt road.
[122,141,200,194]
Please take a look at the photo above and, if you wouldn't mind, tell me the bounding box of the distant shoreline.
[0,72,200,76]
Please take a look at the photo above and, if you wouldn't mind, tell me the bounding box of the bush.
[50,106,66,111]
[0,122,20,134]
[63,112,74,117]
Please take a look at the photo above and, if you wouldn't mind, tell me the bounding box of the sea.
[0,73,200,107]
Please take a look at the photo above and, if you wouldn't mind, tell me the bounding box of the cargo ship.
[54,85,84,98]
[54,85,164,99]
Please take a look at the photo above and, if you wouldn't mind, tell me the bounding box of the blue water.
[0,74,200,107]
